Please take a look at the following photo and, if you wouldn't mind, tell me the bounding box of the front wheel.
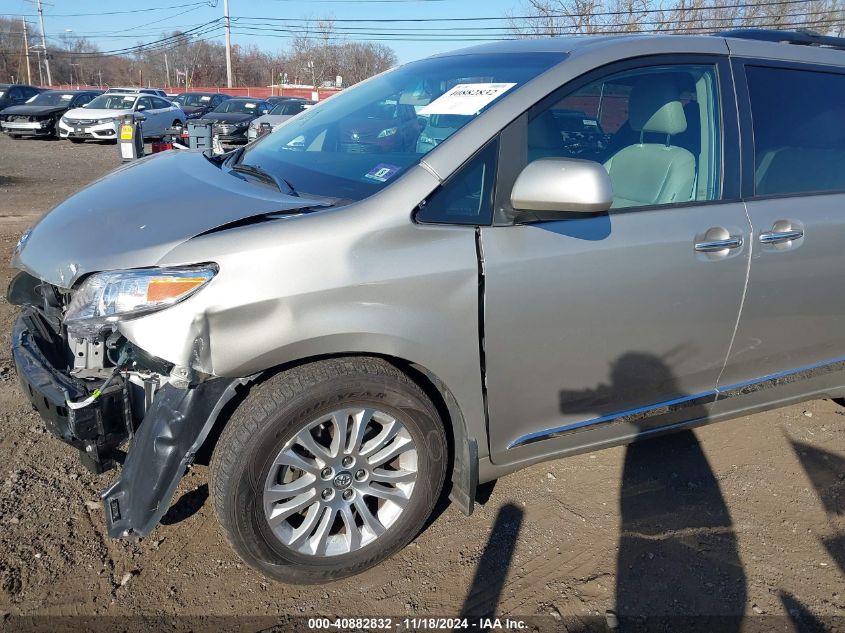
[209,357,448,584]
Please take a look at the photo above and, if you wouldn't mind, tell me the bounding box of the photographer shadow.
[559,353,747,631]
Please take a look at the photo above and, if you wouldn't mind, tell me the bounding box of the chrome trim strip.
[506,354,845,450]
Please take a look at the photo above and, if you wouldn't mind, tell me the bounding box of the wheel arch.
[197,352,478,516]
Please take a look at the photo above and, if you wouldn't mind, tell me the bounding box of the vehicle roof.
[41,88,102,94]
[226,96,266,101]
[177,91,228,96]
[94,92,140,99]
[430,32,845,67]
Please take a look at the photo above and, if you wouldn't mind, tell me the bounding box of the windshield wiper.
[230,162,298,197]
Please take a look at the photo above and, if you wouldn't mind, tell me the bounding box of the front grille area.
[67,119,96,125]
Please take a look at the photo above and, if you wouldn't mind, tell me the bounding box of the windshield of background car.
[271,101,305,115]
[213,100,261,114]
[176,93,214,106]
[27,91,76,106]
[86,94,136,110]
[239,51,566,200]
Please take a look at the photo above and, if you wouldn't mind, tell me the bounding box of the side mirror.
[511,157,613,220]
[136,104,146,112]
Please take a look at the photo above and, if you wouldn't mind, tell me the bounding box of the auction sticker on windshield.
[364,163,401,183]
[419,83,516,116]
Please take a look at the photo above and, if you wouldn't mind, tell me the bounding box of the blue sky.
[8,0,524,64]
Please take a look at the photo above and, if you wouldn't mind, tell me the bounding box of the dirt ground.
[0,134,843,632]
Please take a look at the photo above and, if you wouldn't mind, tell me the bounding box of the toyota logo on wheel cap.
[333,472,353,489]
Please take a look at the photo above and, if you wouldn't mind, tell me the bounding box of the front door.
[482,58,750,463]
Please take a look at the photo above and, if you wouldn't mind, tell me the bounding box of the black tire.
[209,357,448,584]
[69,138,84,143]
[9,134,20,139]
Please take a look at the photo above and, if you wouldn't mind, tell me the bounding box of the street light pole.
[36,0,51,85]
[223,0,233,89]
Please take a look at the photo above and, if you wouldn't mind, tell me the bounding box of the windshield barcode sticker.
[419,83,516,116]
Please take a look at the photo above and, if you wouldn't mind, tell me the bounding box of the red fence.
[46,85,342,101]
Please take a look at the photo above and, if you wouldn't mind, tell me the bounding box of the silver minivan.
[8,30,845,583]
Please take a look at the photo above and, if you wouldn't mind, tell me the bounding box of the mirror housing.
[136,104,146,112]
[510,157,613,220]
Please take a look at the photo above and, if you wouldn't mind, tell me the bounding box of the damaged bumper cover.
[11,311,249,539]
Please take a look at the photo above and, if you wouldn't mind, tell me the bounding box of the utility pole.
[35,0,51,85]
[22,17,32,85]
[164,52,170,89]
[223,0,233,88]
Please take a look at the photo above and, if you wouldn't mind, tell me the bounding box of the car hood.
[2,104,68,117]
[13,150,328,289]
[205,112,254,124]
[63,107,128,120]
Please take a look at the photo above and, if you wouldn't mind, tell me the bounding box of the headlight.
[65,265,217,335]
[187,111,203,118]
[235,121,249,128]
[96,118,114,124]
[377,127,397,138]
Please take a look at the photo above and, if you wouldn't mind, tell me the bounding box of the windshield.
[27,91,78,106]
[86,94,136,110]
[271,101,306,115]
[213,100,261,114]
[176,93,214,106]
[239,51,565,200]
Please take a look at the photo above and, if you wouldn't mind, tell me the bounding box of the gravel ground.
[0,134,843,632]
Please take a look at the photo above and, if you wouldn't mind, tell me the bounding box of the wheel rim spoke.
[367,434,414,468]
[353,497,386,538]
[370,467,416,484]
[310,506,336,556]
[359,417,399,457]
[293,428,333,464]
[274,447,321,476]
[267,491,317,525]
[339,504,361,552]
[263,405,418,557]
[364,482,411,507]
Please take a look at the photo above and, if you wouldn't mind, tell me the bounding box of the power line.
[233,9,840,33]
[1,1,217,19]
[236,0,822,23]
[229,17,845,42]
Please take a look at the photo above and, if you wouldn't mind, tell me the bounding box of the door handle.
[759,228,803,244]
[694,236,743,252]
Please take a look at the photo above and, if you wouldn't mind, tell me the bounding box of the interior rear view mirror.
[511,157,613,220]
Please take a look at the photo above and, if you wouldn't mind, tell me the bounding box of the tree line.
[508,0,845,36]
[0,17,397,88]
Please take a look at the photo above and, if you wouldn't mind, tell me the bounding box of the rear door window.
[747,66,845,196]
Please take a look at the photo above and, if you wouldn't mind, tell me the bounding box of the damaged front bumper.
[11,308,247,539]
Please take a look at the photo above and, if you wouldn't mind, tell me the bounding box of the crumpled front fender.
[101,376,252,538]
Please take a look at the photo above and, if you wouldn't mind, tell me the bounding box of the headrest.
[628,76,687,136]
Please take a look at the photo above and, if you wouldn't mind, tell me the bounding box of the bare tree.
[509,0,845,37]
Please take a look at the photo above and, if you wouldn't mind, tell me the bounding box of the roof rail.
[718,29,845,51]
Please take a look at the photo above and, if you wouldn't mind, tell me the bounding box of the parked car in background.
[1,90,102,138]
[247,98,313,141]
[204,97,270,143]
[0,84,44,112]
[172,92,231,119]
[336,97,421,153]
[105,87,169,99]
[59,92,185,142]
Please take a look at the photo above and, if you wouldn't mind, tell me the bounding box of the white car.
[59,93,186,142]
